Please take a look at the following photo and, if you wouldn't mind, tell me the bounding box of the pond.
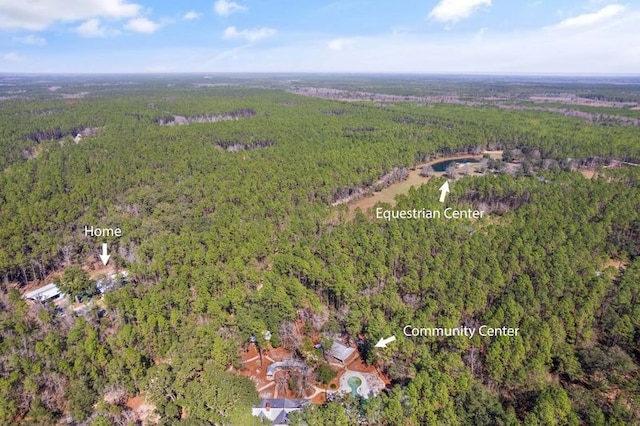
[431,157,479,172]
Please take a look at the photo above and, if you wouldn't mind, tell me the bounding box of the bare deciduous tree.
[446,163,458,178]
[419,165,435,177]
[39,372,68,412]
[279,321,302,352]
[103,385,128,406]
[275,372,288,396]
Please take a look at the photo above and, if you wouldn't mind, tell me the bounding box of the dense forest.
[1,75,639,424]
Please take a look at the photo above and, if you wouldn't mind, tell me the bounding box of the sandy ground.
[125,395,158,425]
[579,168,597,179]
[604,259,626,270]
[483,150,504,159]
[239,343,273,397]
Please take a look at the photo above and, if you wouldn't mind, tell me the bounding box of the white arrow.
[374,335,396,348]
[438,181,450,203]
[99,243,110,266]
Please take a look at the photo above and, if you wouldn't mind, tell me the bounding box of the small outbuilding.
[327,341,357,365]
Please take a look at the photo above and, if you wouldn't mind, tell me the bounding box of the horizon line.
[1,71,640,79]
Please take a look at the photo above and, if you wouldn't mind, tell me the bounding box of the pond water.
[348,376,362,397]
[431,157,479,172]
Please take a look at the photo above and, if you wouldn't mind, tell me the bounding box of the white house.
[252,399,307,425]
[96,271,130,294]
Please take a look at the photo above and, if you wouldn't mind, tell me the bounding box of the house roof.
[24,283,62,301]
[254,399,305,410]
[327,341,356,363]
[252,399,307,425]
[273,410,289,425]
[96,271,129,293]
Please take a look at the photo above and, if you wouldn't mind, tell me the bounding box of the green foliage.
[1,77,640,424]
[289,396,352,426]
[91,416,114,426]
[178,365,258,424]
[316,363,338,385]
[66,378,98,421]
[58,265,95,299]
[455,384,513,425]
[524,387,579,426]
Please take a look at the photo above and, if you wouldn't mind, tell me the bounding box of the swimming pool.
[348,376,362,397]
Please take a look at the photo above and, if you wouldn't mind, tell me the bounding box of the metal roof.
[266,360,307,376]
[327,341,356,363]
[24,283,62,301]
[254,399,305,409]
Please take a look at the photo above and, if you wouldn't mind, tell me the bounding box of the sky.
[0,0,639,74]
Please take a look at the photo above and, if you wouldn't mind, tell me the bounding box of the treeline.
[332,167,409,205]
[213,138,275,151]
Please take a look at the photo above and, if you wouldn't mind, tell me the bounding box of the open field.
[345,152,501,218]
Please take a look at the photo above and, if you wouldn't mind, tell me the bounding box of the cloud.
[429,0,491,23]
[223,26,276,42]
[76,18,110,37]
[210,45,251,63]
[125,17,160,34]
[183,10,201,20]
[214,0,247,17]
[0,0,141,30]
[475,27,488,41]
[12,35,46,45]
[327,39,344,51]
[205,5,640,75]
[3,2,639,74]
[327,38,353,51]
[2,51,25,62]
[554,4,625,30]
